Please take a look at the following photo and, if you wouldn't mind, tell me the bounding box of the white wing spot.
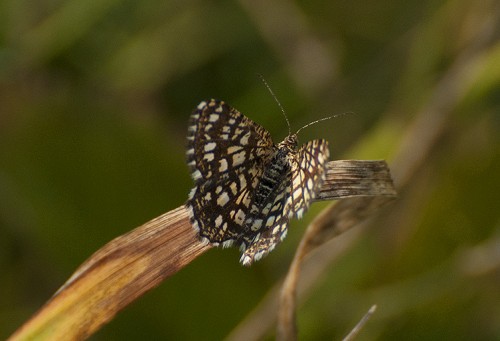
[219,159,228,172]
[235,209,246,224]
[188,187,197,200]
[232,151,246,166]
[204,142,216,152]
[266,215,276,227]
[293,188,302,200]
[217,192,230,207]
[239,174,247,189]
[227,146,243,154]
[215,215,223,227]
[240,132,250,145]
[203,153,214,162]
[307,178,313,190]
[222,240,233,248]
[192,170,202,180]
[230,182,238,195]
[296,208,304,219]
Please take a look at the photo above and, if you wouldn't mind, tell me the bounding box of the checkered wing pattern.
[186,99,330,265]
[289,140,330,218]
[240,140,329,265]
[186,99,275,246]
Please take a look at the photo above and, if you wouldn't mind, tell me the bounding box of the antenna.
[295,112,354,135]
[258,74,292,136]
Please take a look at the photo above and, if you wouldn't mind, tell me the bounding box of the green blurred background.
[1,0,499,339]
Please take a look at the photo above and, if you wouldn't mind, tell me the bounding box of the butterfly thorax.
[252,133,300,211]
[277,133,298,153]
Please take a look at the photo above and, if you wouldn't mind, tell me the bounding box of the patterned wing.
[239,149,293,265]
[288,139,329,218]
[186,99,275,246]
[240,180,293,265]
[240,139,329,266]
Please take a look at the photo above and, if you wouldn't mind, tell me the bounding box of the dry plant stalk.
[278,164,396,340]
[8,160,395,341]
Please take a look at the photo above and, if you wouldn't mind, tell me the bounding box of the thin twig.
[342,305,377,341]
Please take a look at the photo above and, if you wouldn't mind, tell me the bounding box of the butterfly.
[186,99,329,265]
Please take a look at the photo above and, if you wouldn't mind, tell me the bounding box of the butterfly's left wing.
[186,99,276,247]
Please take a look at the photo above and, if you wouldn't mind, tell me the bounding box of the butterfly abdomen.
[253,149,290,207]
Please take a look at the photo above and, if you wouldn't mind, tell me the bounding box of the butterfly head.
[278,133,298,152]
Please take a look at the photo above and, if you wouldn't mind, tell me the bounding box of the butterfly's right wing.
[288,139,329,218]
